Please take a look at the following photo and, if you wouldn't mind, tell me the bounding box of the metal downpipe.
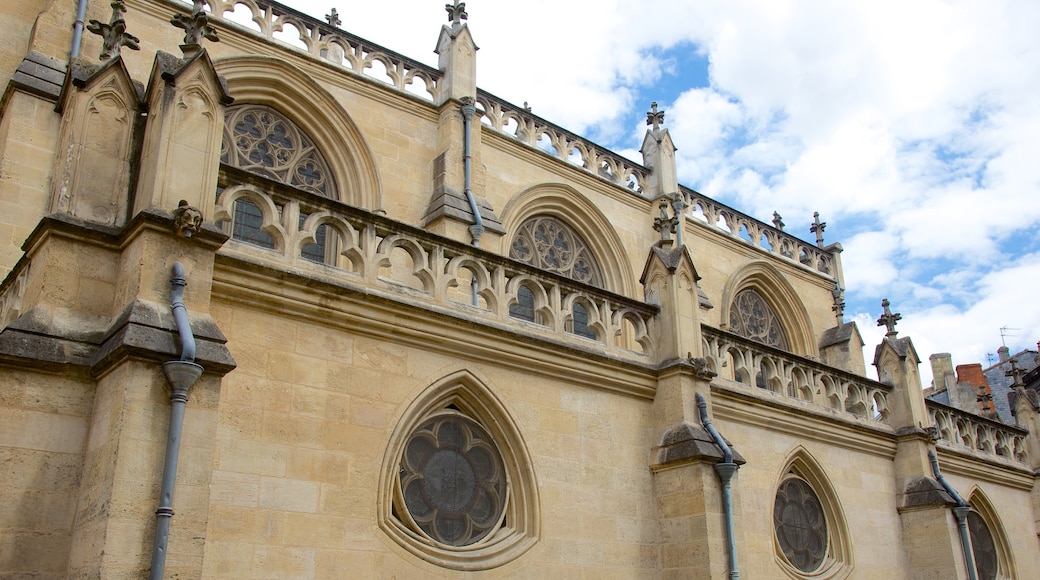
[929,450,977,580]
[696,392,740,579]
[70,0,89,58]
[460,99,484,248]
[150,263,204,579]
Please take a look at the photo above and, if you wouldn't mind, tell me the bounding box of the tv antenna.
[1000,326,1020,347]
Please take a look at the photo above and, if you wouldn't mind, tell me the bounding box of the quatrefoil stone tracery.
[509,216,602,288]
[221,105,335,197]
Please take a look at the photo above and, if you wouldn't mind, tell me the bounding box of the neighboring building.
[1,0,1038,578]
[928,347,1040,425]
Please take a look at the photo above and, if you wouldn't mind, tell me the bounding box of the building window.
[396,411,507,547]
[730,288,790,350]
[510,215,603,288]
[773,451,853,579]
[967,510,997,580]
[509,285,536,322]
[774,477,827,573]
[230,198,275,248]
[570,302,596,339]
[379,372,540,570]
[221,105,335,197]
[219,105,339,262]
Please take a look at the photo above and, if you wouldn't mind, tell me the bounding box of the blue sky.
[277,0,1040,385]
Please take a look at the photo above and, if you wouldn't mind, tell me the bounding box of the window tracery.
[774,477,827,573]
[773,452,853,579]
[379,373,540,570]
[967,510,997,580]
[730,288,790,350]
[510,216,603,288]
[221,105,335,196]
[396,411,507,547]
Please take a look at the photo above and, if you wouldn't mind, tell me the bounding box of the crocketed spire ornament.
[810,211,826,247]
[646,101,665,133]
[325,7,342,27]
[446,0,467,28]
[171,0,219,57]
[87,0,140,62]
[876,298,901,338]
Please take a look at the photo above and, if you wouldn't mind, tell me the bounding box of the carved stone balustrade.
[682,187,837,278]
[475,92,650,194]
[928,399,1028,465]
[702,326,892,424]
[214,168,657,360]
[197,0,444,101]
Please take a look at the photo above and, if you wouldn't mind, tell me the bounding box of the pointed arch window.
[730,288,790,350]
[380,373,540,570]
[967,510,997,580]
[773,451,853,579]
[219,105,337,262]
[221,105,335,196]
[964,491,1015,580]
[510,216,603,288]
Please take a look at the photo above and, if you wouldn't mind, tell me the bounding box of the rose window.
[730,288,790,350]
[510,216,602,288]
[396,411,507,547]
[774,477,828,573]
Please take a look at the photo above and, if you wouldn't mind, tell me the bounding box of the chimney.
[998,346,1011,363]
[929,353,954,390]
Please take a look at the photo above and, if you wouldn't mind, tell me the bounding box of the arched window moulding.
[773,447,854,580]
[500,183,634,297]
[214,56,383,211]
[377,370,540,570]
[965,487,1016,580]
[720,260,816,357]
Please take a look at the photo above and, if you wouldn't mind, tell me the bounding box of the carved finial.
[325,7,341,27]
[1007,358,1025,390]
[652,197,674,244]
[173,200,203,238]
[772,211,784,231]
[877,298,902,338]
[446,0,467,28]
[87,0,141,62]
[810,211,826,247]
[523,101,531,112]
[652,193,684,246]
[831,281,845,322]
[646,101,665,133]
[171,0,219,57]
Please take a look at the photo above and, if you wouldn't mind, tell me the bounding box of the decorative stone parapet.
[681,186,837,279]
[214,168,658,361]
[702,325,892,425]
[928,399,1028,464]
[198,0,444,100]
[475,92,651,193]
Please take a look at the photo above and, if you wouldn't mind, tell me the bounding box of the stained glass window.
[571,303,596,339]
[774,477,828,573]
[510,216,603,288]
[967,511,997,580]
[397,411,507,547]
[730,288,790,350]
[509,285,535,322]
[221,105,335,197]
[230,199,274,248]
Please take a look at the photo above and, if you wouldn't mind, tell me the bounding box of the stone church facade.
[1,0,1038,578]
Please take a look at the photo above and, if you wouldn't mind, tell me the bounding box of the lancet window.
[509,216,603,288]
[729,288,790,350]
